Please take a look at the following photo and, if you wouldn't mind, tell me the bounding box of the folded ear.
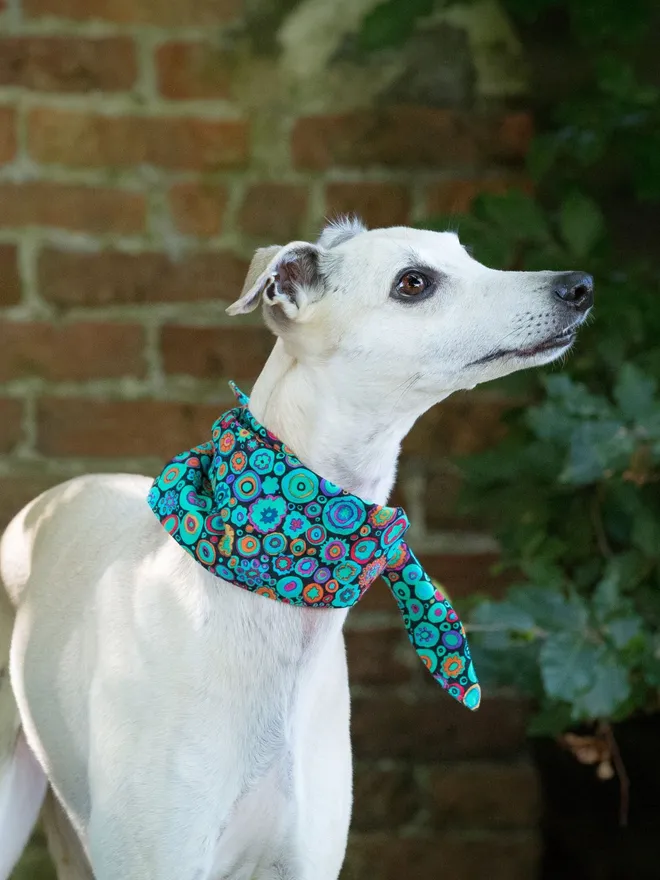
[226,241,324,320]
[225,245,281,316]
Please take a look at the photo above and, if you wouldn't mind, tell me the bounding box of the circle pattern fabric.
[147,382,480,711]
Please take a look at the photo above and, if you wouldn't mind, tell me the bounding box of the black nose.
[552,271,594,311]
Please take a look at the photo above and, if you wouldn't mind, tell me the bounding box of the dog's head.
[228,218,593,401]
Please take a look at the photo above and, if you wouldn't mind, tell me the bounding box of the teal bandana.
[148,383,481,711]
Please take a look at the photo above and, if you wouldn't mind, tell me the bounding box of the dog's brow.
[403,246,424,266]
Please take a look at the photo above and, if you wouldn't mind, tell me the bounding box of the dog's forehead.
[337,227,471,271]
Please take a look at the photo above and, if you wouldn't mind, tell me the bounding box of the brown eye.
[397,271,428,296]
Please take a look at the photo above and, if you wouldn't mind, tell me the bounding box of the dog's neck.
[248,340,444,505]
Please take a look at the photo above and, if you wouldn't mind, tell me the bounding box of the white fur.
[0,222,591,879]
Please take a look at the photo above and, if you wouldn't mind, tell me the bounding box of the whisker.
[385,374,421,417]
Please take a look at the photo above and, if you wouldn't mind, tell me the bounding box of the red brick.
[238,183,308,240]
[0,399,22,453]
[352,767,418,831]
[161,325,273,380]
[0,37,136,93]
[428,762,540,829]
[0,244,21,306]
[36,399,223,458]
[345,627,414,685]
[0,106,17,165]
[292,108,532,171]
[350,695,528,761]
[38,249,249,307]
[403,393,514,458]
[28,108,249,171]
[325,183,410,228]
[0,473,62,531]
[349,579,397,614]
[343,831,539,880]
[168,183,229,236]
[0,322,145,382]
[23,0,242,26]
[352,552,506,616]
[425,176,532,216]
[417,465,487,532]
[0,183,145,233]
[156,42,232,100]
[293,108,466,170]
[419,553,509,601]
[496,112,534,160]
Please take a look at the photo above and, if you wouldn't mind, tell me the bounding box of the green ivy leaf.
[527,701,573,737]
[571,652,631,719]
[468,233,516,270]
[540,632,598,701]
[596,57,642,100]
[573,0,652,45]
[470,601,525,629]
[613,551,652,591]
[543,376,613,419]
[606,615,643,648]
[631,507,660,557]
[613,363,658,422]
[642,635,660,687]
[470,599,536,650]
[526,402,575,444]
[526,133,560,180]
[643,657,660,689]
[559,192,605,258]
[357,0,434,50]
[593,564,621,619]
[421,212,519,268]
[478,191,551,245]
[633,132,660,201]
[507,585,589,633]
[561,420,631,485]
[471,639,543,697]
[518,557,566,590]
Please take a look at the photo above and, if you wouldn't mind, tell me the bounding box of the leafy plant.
[359,0,660,736]
[466,367,660,734]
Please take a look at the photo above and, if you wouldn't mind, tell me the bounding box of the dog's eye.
[397,271,429,297]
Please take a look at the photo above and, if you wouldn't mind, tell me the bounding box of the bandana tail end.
[383,549,481,712]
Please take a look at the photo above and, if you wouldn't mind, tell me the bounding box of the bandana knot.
[148,382,480,711]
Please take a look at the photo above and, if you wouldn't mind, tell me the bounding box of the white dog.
[0,218,592,880]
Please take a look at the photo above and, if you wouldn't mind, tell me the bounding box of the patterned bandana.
[148,383,481,711]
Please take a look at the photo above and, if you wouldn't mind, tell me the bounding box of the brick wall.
[0,0,539,875]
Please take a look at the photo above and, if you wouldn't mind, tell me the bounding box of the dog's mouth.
[469,326,579,366]
[513,327,577,358]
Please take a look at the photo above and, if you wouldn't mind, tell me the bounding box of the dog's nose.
[552,272,594,311]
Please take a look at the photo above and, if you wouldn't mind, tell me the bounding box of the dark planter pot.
[531,714,660,880]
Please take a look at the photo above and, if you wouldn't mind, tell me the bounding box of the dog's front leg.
[80,587,276,880]
[85,717,245,880]
[82,577,324,880]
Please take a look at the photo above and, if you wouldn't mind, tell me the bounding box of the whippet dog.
[0,218,593,879]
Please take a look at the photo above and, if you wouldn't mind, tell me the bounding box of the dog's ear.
[226,242,324,320]
[226,246,281,315]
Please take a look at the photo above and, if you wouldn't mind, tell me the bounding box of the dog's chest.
[198,591,349,878]
[209,751,296,879]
